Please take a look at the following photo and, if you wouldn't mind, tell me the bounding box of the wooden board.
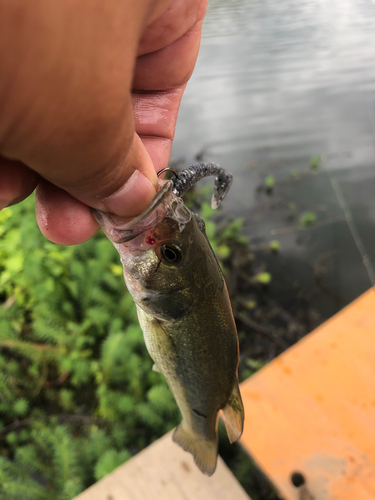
[74,431,251,500]
[240,287,375,499]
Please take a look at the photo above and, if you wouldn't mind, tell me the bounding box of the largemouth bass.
[93,163,244,476]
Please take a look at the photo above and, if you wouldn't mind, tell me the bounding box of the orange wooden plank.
[240,287,375,500]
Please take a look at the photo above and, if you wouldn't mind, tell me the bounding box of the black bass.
[93,163,244,476]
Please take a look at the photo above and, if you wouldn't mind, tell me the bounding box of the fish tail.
[222,380,244,443]
[173,421,218,476]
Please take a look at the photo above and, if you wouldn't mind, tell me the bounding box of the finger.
[138,0,207,56]
[133,22,204,91]
[133,1,207,174]
[132,87,184,138]
[139,136,173,173]
[35,180,99,245]
[0,157,40,209]
[132,86,184,171]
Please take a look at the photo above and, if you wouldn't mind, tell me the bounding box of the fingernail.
[102,170,156,217]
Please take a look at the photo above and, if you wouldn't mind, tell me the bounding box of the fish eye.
[160,244,183,265]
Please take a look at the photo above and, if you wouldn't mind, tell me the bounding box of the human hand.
[0,0,207,244]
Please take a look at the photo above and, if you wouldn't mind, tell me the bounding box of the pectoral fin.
[152,363,161,373]
[222,380,244,443]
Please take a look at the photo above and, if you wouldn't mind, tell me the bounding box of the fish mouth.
[91,181,173,244]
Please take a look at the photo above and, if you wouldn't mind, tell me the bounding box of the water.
[172,0,375,320]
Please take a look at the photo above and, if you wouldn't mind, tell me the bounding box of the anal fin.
[222,380,244,443]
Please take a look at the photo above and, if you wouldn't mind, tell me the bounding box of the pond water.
[172,0,375,323]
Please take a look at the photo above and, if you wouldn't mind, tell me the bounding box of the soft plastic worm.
[171,162,233,209]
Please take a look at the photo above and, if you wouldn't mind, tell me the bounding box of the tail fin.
[222,381,244,443]
[173,422,218,476]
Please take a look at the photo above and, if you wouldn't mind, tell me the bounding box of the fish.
[92,163,244,476]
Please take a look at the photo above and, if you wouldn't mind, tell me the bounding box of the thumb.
[32,132,159,246]
[28,128,159,219]
[67,133,159,218]
[15,98,160,217]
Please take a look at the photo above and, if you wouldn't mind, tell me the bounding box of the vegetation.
[269,240,280,253]
[265,175,275,192]
[254,272,272,285]
[0,196,184,499]
[309,155,320,171]
[300,211,317,227]
[0,192,274,500]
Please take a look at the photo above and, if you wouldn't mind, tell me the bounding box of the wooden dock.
[74,431,251,500]
[75,288,375,500]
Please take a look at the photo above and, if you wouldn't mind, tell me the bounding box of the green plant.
[0,197,180,499]
[269,240,280,253]
[0,191,249,499]
[265,175,275,192]
[309,155,320,171]
[300,211,317,227]
[254,272,272,285]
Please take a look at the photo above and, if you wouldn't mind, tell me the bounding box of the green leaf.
[13,399,29,417]
[269,240,280,252]
[59,390,74,411]
[265,175,275,189]
[94,449,131,481]
[110,264,123,276]
[309,155,320,170]
[300,211,317,227]
[254,272,272,284]
[216,245,231,259]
